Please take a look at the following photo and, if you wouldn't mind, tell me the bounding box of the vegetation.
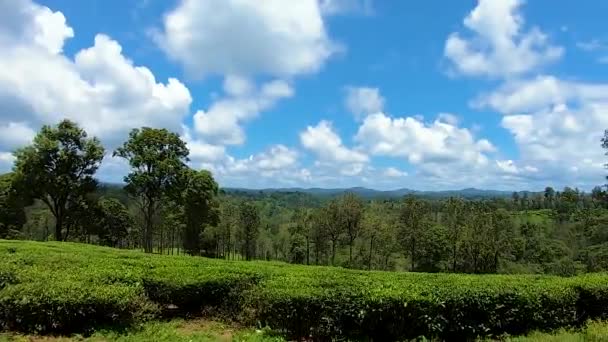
[0,119,608,339]
[1,240,608,341]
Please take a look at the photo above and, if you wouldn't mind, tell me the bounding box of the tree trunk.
[368,236,374,270]
[306,237,310,265]
[54,211,63,242]
[144,204,153,253]
[410,238,416,271]
[349,238,353,266]
[331,239,337,265]
[452,242,457,272]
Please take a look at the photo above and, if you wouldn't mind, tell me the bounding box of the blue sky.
[0,0,607,190]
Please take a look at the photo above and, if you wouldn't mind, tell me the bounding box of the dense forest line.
[1,119,608,276]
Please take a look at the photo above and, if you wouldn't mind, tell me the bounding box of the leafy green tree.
[13,120,104,241]
[177,169,219,255]
[96,198,134,247]
[311,207,330,265]
[0,173,31,238]
[399,196,431,271]
[114,127,189,253]
[340,193,364,265]
[544,187,555,208]
[239,201,260,260]
[445,197,465,272]
[322,199,343,265]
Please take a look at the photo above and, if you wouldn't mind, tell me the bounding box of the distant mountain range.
[223,187,537,199]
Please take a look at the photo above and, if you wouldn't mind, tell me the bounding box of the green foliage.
[96,198,135,247]
[177,169,219,255]
[12,120,104,241]
[0,173,30,238]
[239,201,260,261]
[2,240,608,340]
[113,127,189,253]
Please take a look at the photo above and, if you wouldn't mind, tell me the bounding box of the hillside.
[1,240,608,341]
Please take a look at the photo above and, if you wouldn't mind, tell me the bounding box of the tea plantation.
[1,240,608,341]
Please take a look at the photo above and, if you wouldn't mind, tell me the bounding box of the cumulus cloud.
[355,112,495,167]
[383,167,407,178]
[207,145,310,187]
[345,86,384,119]
[0,0,192,152]
[0,122,36,150]
[301,120,368,163]
[193,77,293,146]
[157,0,337,78]
[475,76,608,188]
[444,0,562,78]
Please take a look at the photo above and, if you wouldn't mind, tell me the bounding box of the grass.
[2,320,608,341]
[502,321,608,342]
[0,319,284,342]
[1,240,608,340]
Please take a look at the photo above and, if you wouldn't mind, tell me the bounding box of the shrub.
[1,240,608,340]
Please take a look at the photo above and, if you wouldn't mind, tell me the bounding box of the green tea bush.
[1,240,608,340]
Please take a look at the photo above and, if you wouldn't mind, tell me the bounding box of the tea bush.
[1,240,607,340]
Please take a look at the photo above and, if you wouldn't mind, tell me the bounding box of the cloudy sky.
[0,0,607,191]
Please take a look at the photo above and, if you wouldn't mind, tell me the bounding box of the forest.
[1,119,608,277]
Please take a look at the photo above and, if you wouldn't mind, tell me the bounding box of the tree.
[114,127,189,253]
[445,197,465,272]
[399,196,430,271]
[239,201,260,261]
[544,187,555,208]
[179,169,219,255]
[322,199,344,265]
[96,198,135,247]
[0,173,31,238]
[340,193,364,265]
[13,120,104,241]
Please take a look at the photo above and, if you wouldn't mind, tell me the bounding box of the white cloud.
[577,39,606,52]
[0,152,15,170]
[157,0,337,78]
[355,112,495,167]
[476,76,608,188]
[301,120,368,164]
[0,122,36,151]
[0,0,73,54]
[383,167,407,178]
[207,145,310,187]
[193,78,293,146]
[300,120,369,176]
[474,76,608,113]
[319,0,373,16]
[0,0,192,151]
[345,86,384,119]
[444,0,562,78]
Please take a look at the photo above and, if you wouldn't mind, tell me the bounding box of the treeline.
[1,120,608,276]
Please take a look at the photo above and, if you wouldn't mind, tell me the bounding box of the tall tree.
[445,197,465,272]
[399,196,430,271]
[13,120,104,241]
[340,193,364,265]
[114,127,189,253]
[544,187,555,209]
[323,199,344,265]
[0,173,32,238]
[239,201,260,261]
[178,169,219,255]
